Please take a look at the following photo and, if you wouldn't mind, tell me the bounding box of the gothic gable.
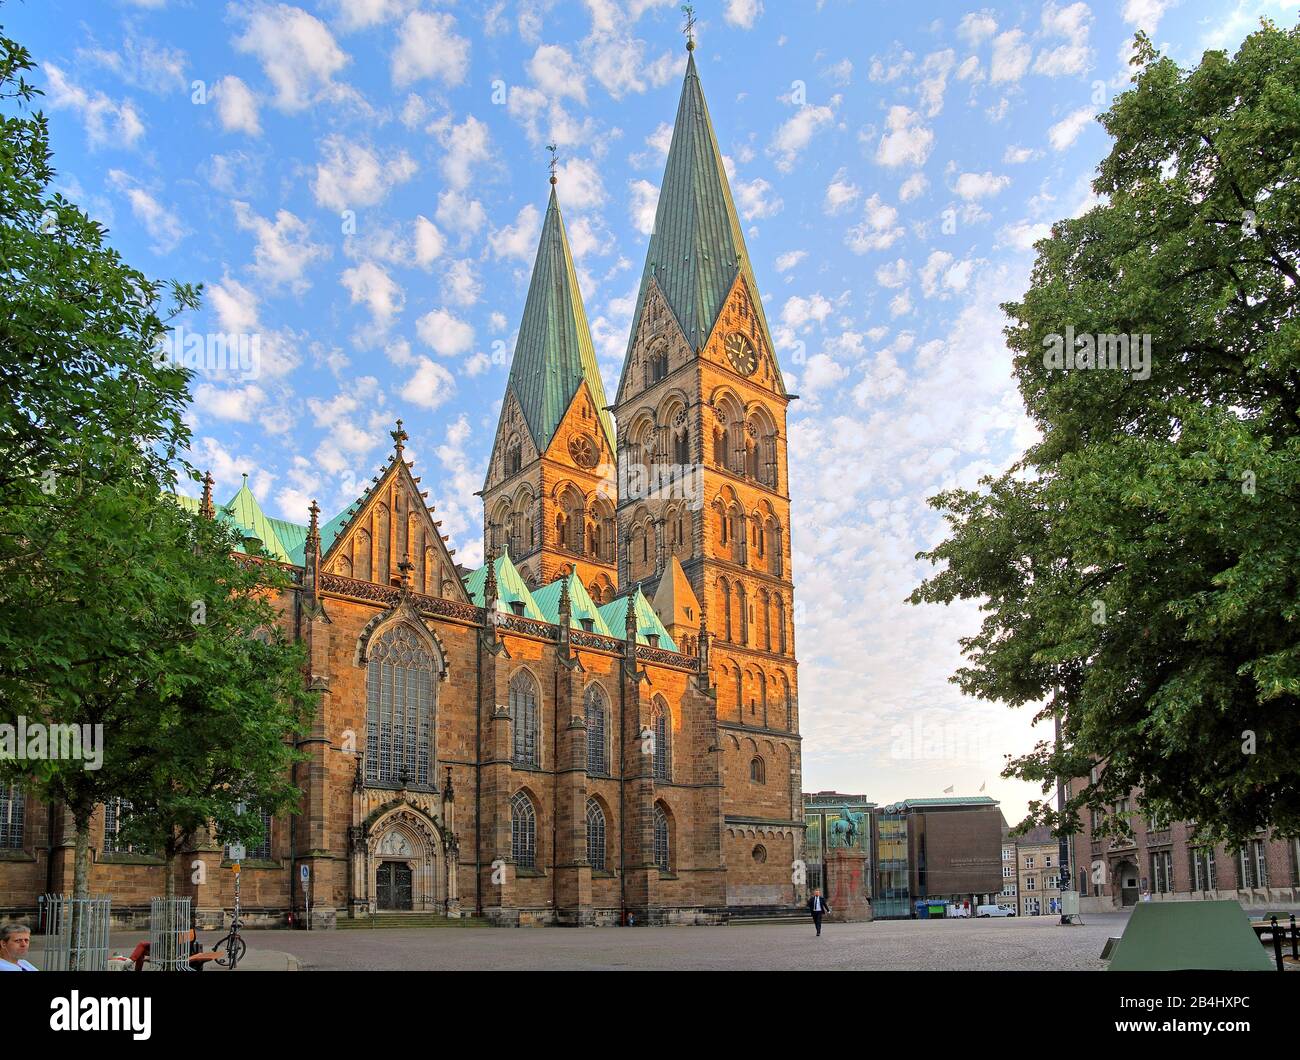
[483,387,541,495]
[615,277,694,407]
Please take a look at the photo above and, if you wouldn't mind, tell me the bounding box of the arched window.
[511,791,536,867]
[366,625,436,786]
[0,784,25,849]
[509,671,540,767]
[585,685,608,775]
[586,798,606,871]
[750,757,765,783]
[652,700,671,781]
[654,804,671,872]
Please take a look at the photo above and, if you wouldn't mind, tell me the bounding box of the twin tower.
[481,49,799,739]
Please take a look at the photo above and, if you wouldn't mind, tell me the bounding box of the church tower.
[613,39,803,874]
[482,174,619,601]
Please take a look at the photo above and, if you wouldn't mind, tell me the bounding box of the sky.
[9,0,1295,825]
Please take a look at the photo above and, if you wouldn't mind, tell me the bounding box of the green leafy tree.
[0,20,314,900]
[910,23,1300,847]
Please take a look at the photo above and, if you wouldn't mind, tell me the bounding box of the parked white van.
[976,904,1015,917]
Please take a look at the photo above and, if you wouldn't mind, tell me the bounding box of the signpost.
[300,864,311,930]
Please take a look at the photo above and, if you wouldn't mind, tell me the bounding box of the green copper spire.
[506,185,614,452]
[617,51,781,403]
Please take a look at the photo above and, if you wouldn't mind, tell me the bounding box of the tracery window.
[652,700,672,781]
[511,791,536,867]
[510,671,541,767]
[366,624,436,786]
[586,798,607,871]
[654,804,671,872]
[0,784,24,849]
[585,685,609,775]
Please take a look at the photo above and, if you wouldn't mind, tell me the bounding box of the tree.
[910,23,1300,847]
[0,20,314,900]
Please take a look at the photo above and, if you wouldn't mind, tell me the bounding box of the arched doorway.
[1113,859,1140,907]
[363,806,447,913]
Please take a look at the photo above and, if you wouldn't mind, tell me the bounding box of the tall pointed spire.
[505,179,614,452]
[616,47,782,402]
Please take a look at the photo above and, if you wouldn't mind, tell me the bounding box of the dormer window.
[580,618,594,632]
[646,634,659,648]
[509,601,525,616]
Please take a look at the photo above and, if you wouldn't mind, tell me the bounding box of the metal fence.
[38,894,112,971]
[149,897,194,972]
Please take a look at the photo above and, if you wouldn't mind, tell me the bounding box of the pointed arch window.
[0,784,24,849]
[585,685,609,776]
[750,757,765,783]
[511,791,537,867]
[510,671,541,767]
[652,701,672,781]
[654,804,671,872]
[366,624,437,787]
[586,798,607,871]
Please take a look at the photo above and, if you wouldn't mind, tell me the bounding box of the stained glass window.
[511,791,536,868]
[585,685,608,775]
[510,671,540,767]
[0,785,24,849]
[654,804,670,872]
[366,625,436,786]
[586,798,606,871]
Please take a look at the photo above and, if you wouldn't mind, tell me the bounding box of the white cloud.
[1034,1,1093,77]
[890,289,913,316]
[43,63,145,148]
[401,357,456,410]
[899,172,929,202]
[78,36,188,95]
[233,3,349,112]
[875,258,910,289]
[527,43,587,102]
[341,261,404,328]
[954,171,1011,200]
[916,49,956,117]
[325,0,416,30]
[436,190,488,237]
[845,194,906,254]
[629,179,659,236]
[312,135,417,212]
[434,114,493,190]
[1122,0,1172,34]
[824,168,861,214]
[775,250,807,273]
[488,203,542,261]
[555,157,606,209]
[414,216,445,267]
[999,220,1053,251]
[735,177,783,220]
[990,29,1033,83]
[392,10,470,87]
[875,106,934,168]
[232,201,329,294]
[416,308,475,357]
[1048,107,1096,151]
[106,170,187,253]
[769,104,835,172]
[919,249,978,297]
[955,55,982,81]
[214,76,260,135]
[957,10,999,44]
[441,259,482,308]
[781,293,835,332]
[724,0,763,28]
[194,382,266,422]
[1003,144,1038,163]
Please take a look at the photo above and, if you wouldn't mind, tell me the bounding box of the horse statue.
[829,807,862,849]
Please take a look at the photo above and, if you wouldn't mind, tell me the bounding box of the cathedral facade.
[0,46,803,927]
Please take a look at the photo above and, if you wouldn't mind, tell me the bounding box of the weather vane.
[546,143,559,185]
[682,4,696,51]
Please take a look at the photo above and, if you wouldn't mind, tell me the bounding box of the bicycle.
[209,915,246,969]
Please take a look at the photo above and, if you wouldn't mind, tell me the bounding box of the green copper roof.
[220,479,291,562]
[508,186,614,451]
[902,797,999,807]
[597,587,678,650]
[462,548,546,621]
[618,52,781,402]
[531,570,615,636]
[267,516,309,566]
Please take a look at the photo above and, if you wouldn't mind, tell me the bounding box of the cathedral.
[0,43,803,927]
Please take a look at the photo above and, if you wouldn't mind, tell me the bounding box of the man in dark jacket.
[807,889,830,936]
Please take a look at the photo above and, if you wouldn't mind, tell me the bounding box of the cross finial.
[546,143,559,185]
[391,418,408,453]
[682,4,696,51]
[307,498,320,537]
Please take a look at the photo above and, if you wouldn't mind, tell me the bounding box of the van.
[976,904,1015,917]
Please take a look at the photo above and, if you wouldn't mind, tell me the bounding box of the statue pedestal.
[826,848,872,923]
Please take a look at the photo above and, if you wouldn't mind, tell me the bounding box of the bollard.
[1271,916,1284,972]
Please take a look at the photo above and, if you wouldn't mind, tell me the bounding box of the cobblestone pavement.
[182,911,1137,971]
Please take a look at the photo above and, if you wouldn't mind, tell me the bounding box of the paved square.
[109,911,1136,971]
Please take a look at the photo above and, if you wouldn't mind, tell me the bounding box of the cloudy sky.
[13,0,1292,824]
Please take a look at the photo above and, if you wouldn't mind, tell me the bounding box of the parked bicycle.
[126,913,245,971]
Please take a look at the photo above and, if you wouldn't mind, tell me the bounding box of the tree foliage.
[910,23,1300,846]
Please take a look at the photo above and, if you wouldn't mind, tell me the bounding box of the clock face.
[725,331,758,376]
[568,434,598,469]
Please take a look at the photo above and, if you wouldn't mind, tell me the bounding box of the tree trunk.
[165,851,176,901]
[72,810,91,901]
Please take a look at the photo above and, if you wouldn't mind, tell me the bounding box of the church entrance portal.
[376,861,413,910]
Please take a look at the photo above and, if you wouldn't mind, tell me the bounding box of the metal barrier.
[149,897,194,972]
[38,894,112,971]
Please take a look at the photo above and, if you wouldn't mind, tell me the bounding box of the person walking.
[0,923,37,971]
[807,889,830,937]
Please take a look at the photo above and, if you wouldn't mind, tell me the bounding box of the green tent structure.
[1106,901,1275,971]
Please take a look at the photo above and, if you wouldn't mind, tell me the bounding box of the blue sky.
[11,0,1294,824]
